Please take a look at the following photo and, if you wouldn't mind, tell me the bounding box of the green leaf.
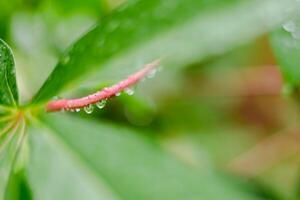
[0,39,18,107]
[33,0,300,103]
[0,134,18,200]
[51,0,111,16]
[270,17,300,88]
[5,170,32,200]
[27,113,259,200]
[0,119,26,200]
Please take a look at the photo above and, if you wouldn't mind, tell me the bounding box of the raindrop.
[52,96,60,100]
[62,55,70,65]
[157,65,163,72]
[147,69,157,78]
[116,92,121,96]
[10,69,15,75]
[108,21,120,31]
[283,21,296,33]
[124,88,134,95]
[98,39,105,48]
[123,20,134,29]
[96,99,107,109]
[84,104,94,114]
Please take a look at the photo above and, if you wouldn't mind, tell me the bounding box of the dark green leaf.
[52,0,107,16]
[27,113,259,200]
[0,39,18,107]
[5,170,32,200]
[33,0,300,103]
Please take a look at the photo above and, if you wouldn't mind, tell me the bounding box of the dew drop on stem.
[147,69,157,78]
[96,99,107,109]
[52,96,60,100]
[124,88,134,95]
[84,104,94,114]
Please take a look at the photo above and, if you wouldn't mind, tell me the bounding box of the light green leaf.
[270,16,300,88]
[27,113,259,200]
[0,39,18,107]
[0,119,26,200]
[33,0,300,103]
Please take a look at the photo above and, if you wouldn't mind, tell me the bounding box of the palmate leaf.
[33,0,300,103]
[15,0,300,199]
[0,39,18,107]
[26,113,259,200]
[0,39,20,199]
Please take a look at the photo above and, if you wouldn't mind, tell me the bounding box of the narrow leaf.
[0,39,18,107]
[0,120,25,200]
[270,16,300,88]
[33,0,300,103]
[27,113,259,200]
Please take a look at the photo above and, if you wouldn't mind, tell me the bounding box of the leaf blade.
[27,113,260,200]
[0,120,25,200]
[270,17,300,87]
[0,39,18,107]
[33,0,300,103]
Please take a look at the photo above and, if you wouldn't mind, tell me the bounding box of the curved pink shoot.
[46,59,161,112]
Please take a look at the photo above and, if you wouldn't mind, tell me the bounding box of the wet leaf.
[33,0,300,103]
[0,39,18,107]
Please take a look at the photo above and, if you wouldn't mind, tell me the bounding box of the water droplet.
[62,55,70,65]
[124,88,134,95]
[122,19,134,29]
[84,104,94,114]
[283,21,296,33]
[98,39,105,48]
[52,96,60,100]
[157,65,163,72]
[10,69,15,75]
[108,21,120,31]
[96,99,107,109]
[147,69,157,78]
[75,108,81,112]
[116,92,121,96]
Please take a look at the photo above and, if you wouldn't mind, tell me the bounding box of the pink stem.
[46,59,161,112]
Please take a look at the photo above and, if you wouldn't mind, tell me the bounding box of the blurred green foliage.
[1,0,300,200]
